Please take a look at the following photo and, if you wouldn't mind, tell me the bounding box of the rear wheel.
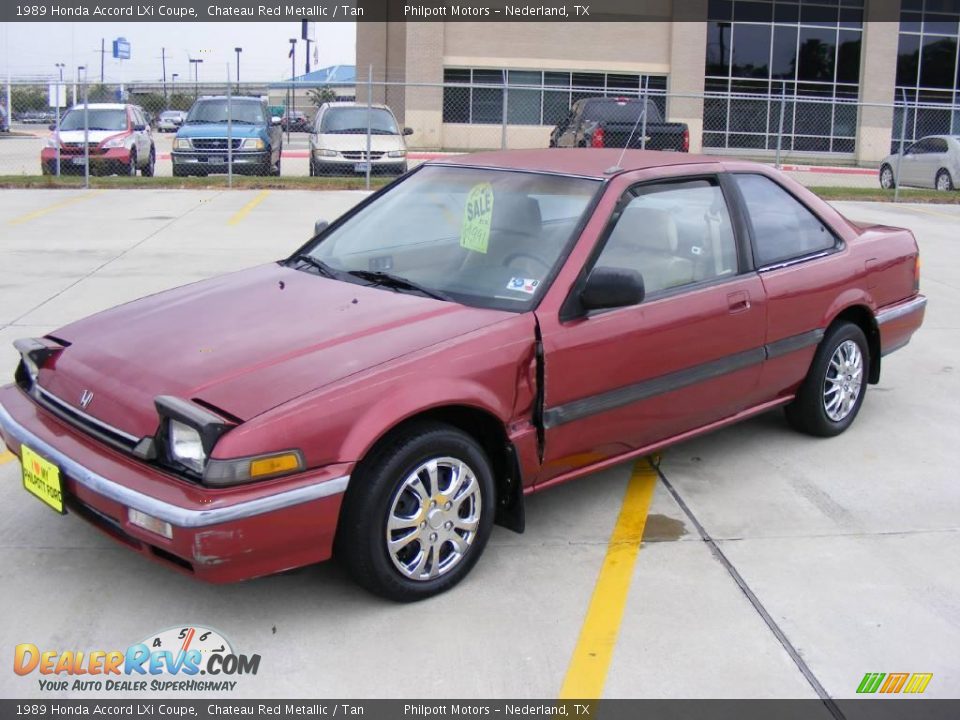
[335,422,495,602]
[879,164,895,189]
[936,169,954,191]
[785,322,869,437]
[141,146,155,177]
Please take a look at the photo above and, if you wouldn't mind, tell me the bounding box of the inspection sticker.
[507,277,540,294]
[460,182,495,254]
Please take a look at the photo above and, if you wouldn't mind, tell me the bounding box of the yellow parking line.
[0,450,16,465]
[228,190,270,226]
[900,205,960,221]
[558,457,658,700]
[7,191,99,226]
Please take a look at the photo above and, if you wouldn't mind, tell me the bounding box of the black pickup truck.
[549,97,689,152]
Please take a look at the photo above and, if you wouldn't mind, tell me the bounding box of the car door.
[729,172,846,401]
[923,138,949,187]
[899,139,927,186]
[534,173,767,484]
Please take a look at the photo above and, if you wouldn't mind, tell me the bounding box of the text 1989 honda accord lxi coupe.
[0,149,926,601]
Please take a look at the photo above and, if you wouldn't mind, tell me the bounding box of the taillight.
[682,128,690,152]
[591,127,605,148]
[914,254,921,293]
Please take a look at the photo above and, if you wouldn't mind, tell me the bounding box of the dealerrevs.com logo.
[14,626,261,693]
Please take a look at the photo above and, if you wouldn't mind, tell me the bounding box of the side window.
[734,174,837,268]
[594,179,739,296]
[930,139,948,153]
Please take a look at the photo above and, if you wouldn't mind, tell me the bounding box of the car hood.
[315,133,405,152]
[56,129,127,144]
[39,264,509,438]
[176,123,264,139]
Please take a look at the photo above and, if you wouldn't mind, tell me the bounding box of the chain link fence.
[1,76,958,196]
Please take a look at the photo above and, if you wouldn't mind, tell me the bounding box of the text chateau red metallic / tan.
[0,150,926,601]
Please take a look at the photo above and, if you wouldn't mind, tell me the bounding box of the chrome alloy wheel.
[936,171,953,191]
[880,166,894,189]
[823,339,864,422]
[385,457,482,581]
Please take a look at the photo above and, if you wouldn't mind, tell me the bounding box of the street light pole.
[289,39,297,143]
[234,47,242,92]
[190,58,203,99]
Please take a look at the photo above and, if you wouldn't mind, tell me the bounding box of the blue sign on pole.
[112,37,131,60]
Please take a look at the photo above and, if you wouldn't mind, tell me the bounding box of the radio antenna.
[606,75,650,175]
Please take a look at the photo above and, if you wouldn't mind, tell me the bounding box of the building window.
[442,69,667,126]
[704,0,864,154]
[894,0,960,151]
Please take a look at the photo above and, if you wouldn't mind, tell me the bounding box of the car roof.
[323,102,392,111]
[195,96,262,102]
[71,103,127,110]
[427,148,723,179]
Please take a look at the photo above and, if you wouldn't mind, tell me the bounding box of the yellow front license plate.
[21,445,65,514]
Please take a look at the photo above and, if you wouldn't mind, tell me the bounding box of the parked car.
[19,110,56,124]
[156,110,186,132]
[0,150,925,601]
[172,96,282,177]
[40,103,155,176]
[309,102,412,176]
[281,110,310,132]
[0,106,8,133]
[879,135,959,191]
[550,96,689,152]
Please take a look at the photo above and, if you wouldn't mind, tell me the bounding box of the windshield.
[60,109,127,131]
[320,107,399,134]
[302,166,600,311]
[186,99,266,125]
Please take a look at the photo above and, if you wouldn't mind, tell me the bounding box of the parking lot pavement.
[0,191,957,699]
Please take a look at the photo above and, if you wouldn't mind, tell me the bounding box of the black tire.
[785,322,870,437]
[141,146,155,177]
[308,159,316,177]
[335,422,496,602]
[272,151,282,176]
[879,164,895,190]
[127,149,137,177]
[936,169,954,192]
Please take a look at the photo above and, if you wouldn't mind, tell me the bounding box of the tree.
[307,86,338,108]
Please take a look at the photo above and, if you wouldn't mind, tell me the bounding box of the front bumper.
[0,384,349,583]
[41,147,131,172]
[312,151,406,174]
[172,150,270,174]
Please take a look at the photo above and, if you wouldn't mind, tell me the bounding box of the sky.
[1,22,357,83]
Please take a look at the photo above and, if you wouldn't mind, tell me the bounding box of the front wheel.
[126,149,137,177]
[335,422,496,602]
[785,322,869,437]
[936,169,954,191]
[879,164,895,190]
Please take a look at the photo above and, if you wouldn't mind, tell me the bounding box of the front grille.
[341,150,385,161]
[33,385,139,454]
[61,143,104,155]
[191,138,242,150]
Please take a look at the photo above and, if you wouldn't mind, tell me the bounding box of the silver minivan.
[309,102,412,176]
[880,135,960,191]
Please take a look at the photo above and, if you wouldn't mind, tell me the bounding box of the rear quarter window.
[734,174,837,268]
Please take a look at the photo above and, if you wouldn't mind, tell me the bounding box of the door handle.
[727,291,751,313]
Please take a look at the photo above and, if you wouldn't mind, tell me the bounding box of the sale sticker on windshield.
[461,182,494,254]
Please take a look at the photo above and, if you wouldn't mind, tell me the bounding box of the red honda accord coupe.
[0,149,926,601]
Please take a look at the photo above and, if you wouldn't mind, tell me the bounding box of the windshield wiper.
[346,270,450,302]
[293,254,339,278]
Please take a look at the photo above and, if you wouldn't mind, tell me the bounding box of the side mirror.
[403,127,414,136]
[580,267,644,312]
[271,116,282,125]
[314,219,330,236]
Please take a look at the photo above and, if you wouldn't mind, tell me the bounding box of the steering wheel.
[503,252,551,274]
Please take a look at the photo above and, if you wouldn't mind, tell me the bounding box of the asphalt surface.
[0,190,957,700]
